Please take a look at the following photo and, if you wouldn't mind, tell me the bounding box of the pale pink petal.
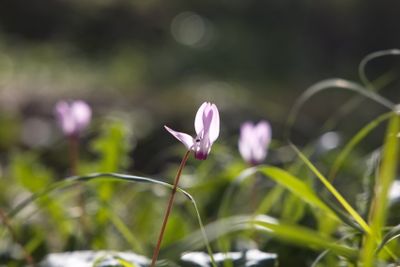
[238,120,271,165]
[54,100,92,137]
[54,101,75,135]
[202,105,213,134]
[71,101,92,132]
[164,125,194,150]
[238,137,252,163]
[193,137,211,160]
[255,121,271,146]
[252,143,267,163]
[194,102,208,135]
[207,104,220,143]
[238,122,254,162]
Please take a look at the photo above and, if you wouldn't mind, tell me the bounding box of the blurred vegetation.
[0,1,400,267]
[0,0,399,170]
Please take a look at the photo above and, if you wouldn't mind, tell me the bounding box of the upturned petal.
[206,103,220,143]
[194,102,220,143]
[194,102,208,135]
[71,101,92,132]
[255,121,271,145]
[54,100,92,137]
[238,121,271,165]
[238,123,254,163]
[55,101,75,136]
[164,125,194,150]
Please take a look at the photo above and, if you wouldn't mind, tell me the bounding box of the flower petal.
[238,121,271,165]
[54,101,75,136]
[71,101,92,133]
[164,125,194,150]
[202,105,213,134]
[238,122,254,162]
[194,102,208,135]
[205,104,220,143]
[193,137,211,160]
[255,121,271,146]
[194,102,220,143]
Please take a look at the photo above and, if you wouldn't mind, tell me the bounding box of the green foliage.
[90,119,132,173]
[86,119,133,248]
[2,50,400,267]
[360,114,400,266]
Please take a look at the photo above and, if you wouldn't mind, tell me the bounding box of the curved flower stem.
[0,208,35,267]
[150,150,191,267]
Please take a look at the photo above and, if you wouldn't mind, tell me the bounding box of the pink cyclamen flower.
[238,121,271,165]
[54,100,92,137]
[165,102,220,160]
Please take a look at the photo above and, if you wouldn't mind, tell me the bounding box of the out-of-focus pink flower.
[238,121,271,165]
[54,100,92,137]
[165,102,220,160]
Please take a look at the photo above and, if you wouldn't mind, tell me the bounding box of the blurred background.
[0,0,400,158]
[0,1,400,265]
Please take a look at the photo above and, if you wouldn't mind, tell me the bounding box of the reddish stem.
[150,150,191,267]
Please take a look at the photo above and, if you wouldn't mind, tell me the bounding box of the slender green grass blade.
[257,166,335,215]
[285,78,394,140]
[255,185,285,215]
[290,143,371,235]
[361,113,400,267]
[320,71,396,134]
[8,173,216,266]
[216,165,346,264]
[317,193,364,233]
[8,173,178,218]
[329,112,392,181]
[163,215,357,260]
[252,216,356,260]
[358,49,400,89]
[218,166,337,216]
[108,208,145,254]
[377,225,400,253]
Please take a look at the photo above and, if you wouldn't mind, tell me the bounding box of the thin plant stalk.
[68,135,89,242]
[150,150,190,267]
[68,135,79,175]
[0,209,35,267]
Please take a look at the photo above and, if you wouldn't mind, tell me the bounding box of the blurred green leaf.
[0,114,20,150]
[10,151,52,192]
[9,151,72,238]
[163,215,357,260]
[88,119,133,248]
[91,119,132,173]
[8,172,216,265]
[281,193,306,223]
[258,166,336,216]
[253,215,356,260]
[290,144,371,234]
[162,213,189,248]
[255,185,284,215]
